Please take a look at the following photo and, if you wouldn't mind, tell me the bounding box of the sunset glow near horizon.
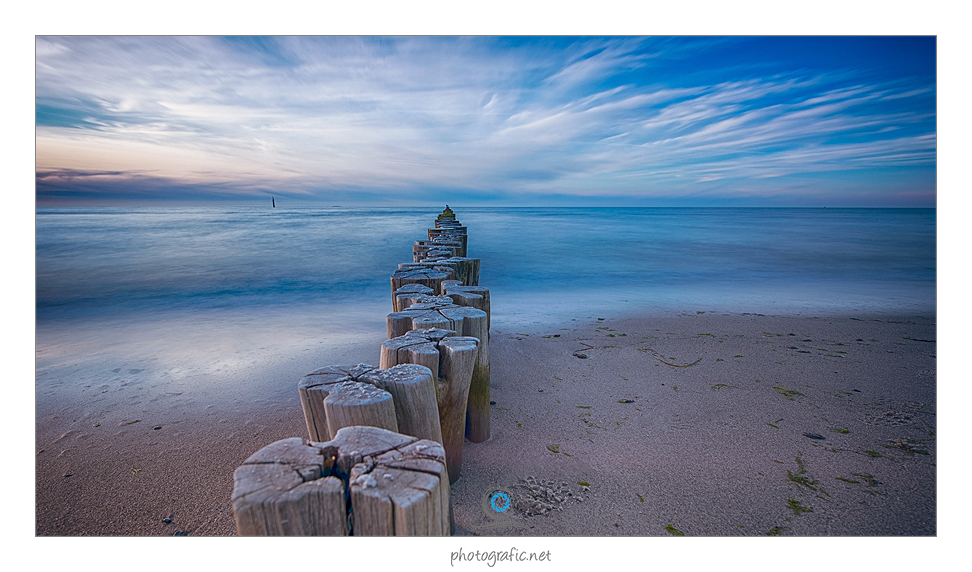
[35,36,936,207]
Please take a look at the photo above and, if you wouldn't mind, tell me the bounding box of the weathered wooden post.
[232,437,348,536]
[430,205,468,256]
[358,364,443,446]
[386,299,490,443]
[443,281,491,331]
[323,381,398,438]
[390,267,453,301]
[395,293,455,312]
[413,240,461,262]
[392,283,434,312]
[440,257,480,286]
[344,427,451,536]
[232,426,450,536]
[401,258,479,287]
[297,364,442,445]
[298,364,375,442]
[380,328,478,483]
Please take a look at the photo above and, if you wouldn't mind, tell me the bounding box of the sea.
[35,207,936,410]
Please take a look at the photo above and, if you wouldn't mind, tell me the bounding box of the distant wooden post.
[232,427,450,536]
[380,328,478,483]
[430,205,468,256]
[297,364,441,445]
[386,300,490,443]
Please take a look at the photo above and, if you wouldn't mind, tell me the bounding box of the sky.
[35,36,936,207]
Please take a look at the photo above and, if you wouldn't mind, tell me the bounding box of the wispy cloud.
[35,36,936,206]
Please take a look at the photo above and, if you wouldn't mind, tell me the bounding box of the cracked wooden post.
[401,258,479,286]
[386,299,490,443]
[395,293,454,312]
[440,257,480,286]
[429,228,467,257]
[386,300,485,339]
[443,281,490,331]
[392,283,434,312]
[232,437,348,536]
[324,381,398,438]
[413,240,460,262]
[298,364,375,442]
[342,427,451,536]
[390,268,453,303]
[380,328,478,483]
[232,426,450,536]
[297,364,442,445]
[358,364,443,446]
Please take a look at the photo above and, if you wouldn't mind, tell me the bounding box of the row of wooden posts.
[232,206,490,536]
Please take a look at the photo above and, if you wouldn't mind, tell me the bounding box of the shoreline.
[36,308,936,536]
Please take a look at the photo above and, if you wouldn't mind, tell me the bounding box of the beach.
[34,206,937,537]
[36,309,936,536]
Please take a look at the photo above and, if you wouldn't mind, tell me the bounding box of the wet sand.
[35,310,936,537]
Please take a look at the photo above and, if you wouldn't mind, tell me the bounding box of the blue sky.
[35,36,936,206]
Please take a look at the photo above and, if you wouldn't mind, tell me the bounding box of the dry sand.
[35,310,936,537]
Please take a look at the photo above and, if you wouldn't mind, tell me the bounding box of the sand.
[35,310,936,537]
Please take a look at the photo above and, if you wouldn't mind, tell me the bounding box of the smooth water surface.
[37,206,935,321]
[35,207,935,408]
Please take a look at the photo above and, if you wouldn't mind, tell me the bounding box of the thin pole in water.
[272,196,275,208]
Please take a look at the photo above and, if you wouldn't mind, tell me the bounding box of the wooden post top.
[436,205,456,220]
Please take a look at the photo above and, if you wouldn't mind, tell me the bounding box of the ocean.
[37,206,936,320]
[35,207,936,409]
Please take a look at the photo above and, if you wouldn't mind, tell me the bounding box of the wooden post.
[233,427,450,536]
[349,436,451,535]
[401,258,479,286]
[430,206,468,256]
[390,267,453,301]
[460,307,490,444]
[297,364,440,446]
[323,380,398,438]
[380,328,478,483]
[429,228,467,257]
[396,293,455,312]
[358,364,443,446]
[232,437,348,536]
[439,257,480,286]
[413,241,461,262]
[325,426,450,536]
[392,283,433,312]
[297,364,376,442]
[443,281,490,331]
[386,300,490,443]
[386,300,486,339]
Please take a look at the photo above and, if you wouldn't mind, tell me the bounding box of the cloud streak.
[35,36,936,206]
